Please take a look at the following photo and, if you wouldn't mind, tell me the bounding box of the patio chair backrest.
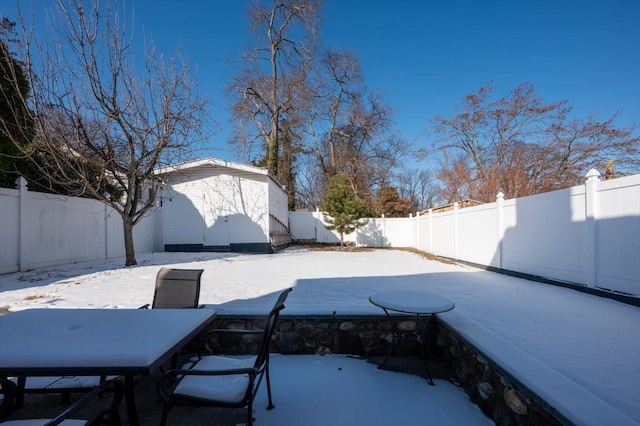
[254,288,292,371]
[152,268,204,309]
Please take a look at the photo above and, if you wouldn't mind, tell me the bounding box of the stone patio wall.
[436,322,567,426]
[200,315,566,426]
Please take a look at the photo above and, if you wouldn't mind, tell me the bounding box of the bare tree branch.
[431,83,639,203]
[0,0,209,266]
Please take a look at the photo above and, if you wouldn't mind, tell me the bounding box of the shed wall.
[160,165,274,251]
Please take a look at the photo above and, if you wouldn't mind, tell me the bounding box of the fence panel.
[0,188,20,274]
[6,172,638,296]
[354,218,381,246]
[595,174,640,295]
[289,211,317,240]
[457,203,500,267]
[289,211,340,244]
[0,179,158,273]
[430,211,456,259]
[136,208,161,254]
[416,215,430,253]
[501,186,591,285]
[24,192,107,270]
[287,172,639,297]
[383,217,416,248]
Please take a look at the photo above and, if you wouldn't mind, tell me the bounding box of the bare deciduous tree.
[396,168,440,212]
[228,2,408,211]
[1,0,208,265]
[300,49,408,211]
[431,83,639,203]
[228,0,321,185]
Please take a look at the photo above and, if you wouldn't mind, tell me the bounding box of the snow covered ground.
[0,247,638,425]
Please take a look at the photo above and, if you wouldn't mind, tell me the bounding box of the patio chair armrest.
[158,367,257,401]
[175,367,257,377]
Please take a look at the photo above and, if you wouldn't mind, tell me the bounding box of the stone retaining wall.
[436,322,566,426]
[201,315,566,426]
[203,315,427,357]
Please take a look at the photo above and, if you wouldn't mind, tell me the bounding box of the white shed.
[155,158,290,254]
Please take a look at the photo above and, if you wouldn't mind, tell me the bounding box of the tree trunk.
[122,218,137,266]
[267,129,279,176]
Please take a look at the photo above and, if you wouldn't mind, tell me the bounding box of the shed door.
[202,187,230,247]
[205,214,230,247]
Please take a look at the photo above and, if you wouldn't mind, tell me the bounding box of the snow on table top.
[369,288,455,314]
[0,308,215,370]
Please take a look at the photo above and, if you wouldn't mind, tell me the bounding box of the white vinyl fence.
[0,177,159,274]
[2,171,638,297]
[290,171,640,297]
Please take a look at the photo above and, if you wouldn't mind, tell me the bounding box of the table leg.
[124,375,139,425]
[420,314,436,386]
[378,307,395,369]
[15,377,26,407]
[378,311,437,386]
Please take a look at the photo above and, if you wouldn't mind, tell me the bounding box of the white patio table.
[0,308,216,425]
[369,289,455,385]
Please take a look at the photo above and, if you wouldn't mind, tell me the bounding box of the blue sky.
[3,0,639,168]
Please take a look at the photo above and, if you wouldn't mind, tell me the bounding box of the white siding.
[162,173,205,245]
[218,172,268,244]
[160,164,272,247]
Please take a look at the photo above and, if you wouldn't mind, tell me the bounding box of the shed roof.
[155,157,268,177]
[154,157,287,190]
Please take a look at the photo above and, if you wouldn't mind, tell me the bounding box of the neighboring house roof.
[422,199,484,214]
[154,157,286,189]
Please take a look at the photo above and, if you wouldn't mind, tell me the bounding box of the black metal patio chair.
[157,287,292,426]
[140,268,205,309]
[0,378,124,426]
[141,267,206,369]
